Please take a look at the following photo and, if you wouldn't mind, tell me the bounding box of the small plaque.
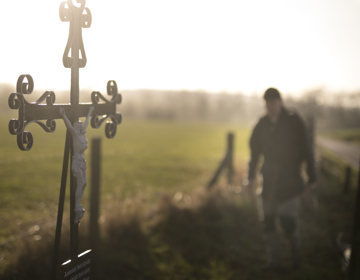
[61,250,92,280]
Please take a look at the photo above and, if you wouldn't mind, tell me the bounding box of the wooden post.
[90,138,101,252]
[343,166,352,194]
[348,162,360,279]
[207,132,234,190]
[227,133,234,185]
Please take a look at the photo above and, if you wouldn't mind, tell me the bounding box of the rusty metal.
[7,0,122,279]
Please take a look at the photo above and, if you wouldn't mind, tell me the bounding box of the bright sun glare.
[1,0,360,97]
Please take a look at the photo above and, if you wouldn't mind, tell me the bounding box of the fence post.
[227,133,234,185]
[90,138,101,252]
[343,166,352,194]
[348,163,360,279]
[207,132,234,190]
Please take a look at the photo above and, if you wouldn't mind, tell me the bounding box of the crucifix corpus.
[8,0,122,278]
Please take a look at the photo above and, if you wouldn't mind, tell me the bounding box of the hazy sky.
[1,0,360,96]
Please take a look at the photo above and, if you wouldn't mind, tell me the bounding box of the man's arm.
[247,122,262,194]
[298,115,317,191]
[248,123,262,180]
[84,106,94,130]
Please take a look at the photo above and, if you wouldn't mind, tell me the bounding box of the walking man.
[247,88,317,269]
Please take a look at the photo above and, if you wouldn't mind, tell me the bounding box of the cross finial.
[60,0,92,68]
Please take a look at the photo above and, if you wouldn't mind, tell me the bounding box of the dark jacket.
[248,107,316,202]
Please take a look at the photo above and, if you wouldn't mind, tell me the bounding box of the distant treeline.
[120,89,263,125]
[2,83,360,129]
[286,89,360,129]
[117,88,360,129]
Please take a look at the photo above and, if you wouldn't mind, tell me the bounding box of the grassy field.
[0,118,357,279]
[0,118,250,245]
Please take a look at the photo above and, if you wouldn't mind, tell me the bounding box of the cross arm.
[89,80,122,139]
[8,75,122,151]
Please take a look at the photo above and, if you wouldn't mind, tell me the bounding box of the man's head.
[264,88,282,119]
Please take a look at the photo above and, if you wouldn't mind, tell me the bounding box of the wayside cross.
[7,1,122,278]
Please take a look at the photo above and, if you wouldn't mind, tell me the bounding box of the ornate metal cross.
[8,0,122,278]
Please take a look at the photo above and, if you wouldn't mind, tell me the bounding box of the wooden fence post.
[207,132,234,190]
[348,163,360,279]
[227,133,234,185]
[90,138,101,252]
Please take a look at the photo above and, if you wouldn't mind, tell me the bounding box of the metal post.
[90,138,101,252]
[69,4,81,262]
[52,131,71,280]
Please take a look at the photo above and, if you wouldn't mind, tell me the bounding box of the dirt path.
[317,137,360,168]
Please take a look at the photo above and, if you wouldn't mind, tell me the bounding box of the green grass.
[1,173,353,280]
[0,118,356,279]
[0,118,250,242]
